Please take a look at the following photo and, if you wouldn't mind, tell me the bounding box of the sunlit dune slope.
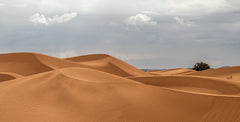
[187,66,240,80]
[1,67,240,121]
[64,54,148,77]
[148,68,196,75]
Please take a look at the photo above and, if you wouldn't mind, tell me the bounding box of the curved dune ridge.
[0,52,240,121]
[64,54,148,77]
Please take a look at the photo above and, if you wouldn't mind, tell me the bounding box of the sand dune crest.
[65,54,149,77]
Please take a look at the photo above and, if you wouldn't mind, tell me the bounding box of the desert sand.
[0,52,240,121]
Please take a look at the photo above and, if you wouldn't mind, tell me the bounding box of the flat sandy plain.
[0,52,240,121]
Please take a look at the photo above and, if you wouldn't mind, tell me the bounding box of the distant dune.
[147,68,196,75]
[187,66,240,80]
[0,52,240,121]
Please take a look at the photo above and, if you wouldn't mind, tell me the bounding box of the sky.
[0,0,240,69]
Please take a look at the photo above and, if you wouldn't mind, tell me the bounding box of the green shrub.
[193,62,210,71]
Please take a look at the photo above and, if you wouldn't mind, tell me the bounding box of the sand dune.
[148,68,196,75]
[0,52,86,76]
[65,54,148,77]
[187,66,240,80]
[0,53,146,77]
[0,52,240,121]
[0,53,53,76]
[129,75,240,95]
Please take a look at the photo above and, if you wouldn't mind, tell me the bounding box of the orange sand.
[0,52,240,121]
[147,68,196,75]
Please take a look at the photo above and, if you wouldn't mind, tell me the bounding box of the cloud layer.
[29,12,77,26]
[0,3,5,6]
[0,0,240,69]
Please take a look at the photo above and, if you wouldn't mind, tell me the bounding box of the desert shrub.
[192,62,210,71]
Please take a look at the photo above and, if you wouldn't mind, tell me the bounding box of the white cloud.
[174,16,193,26]
[126,14,157,26]
[29,12,77,26]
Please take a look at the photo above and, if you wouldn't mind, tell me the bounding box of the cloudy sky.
[0,0,240,69]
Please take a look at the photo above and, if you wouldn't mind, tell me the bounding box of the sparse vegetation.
[193,62,210,71]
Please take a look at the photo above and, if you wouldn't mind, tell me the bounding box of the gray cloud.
[10,3,26,8]
[0,0,240,69]
[0,3,5,6]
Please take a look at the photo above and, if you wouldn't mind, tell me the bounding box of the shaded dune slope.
[0,53,53,76]
[0,53,87,76]
[0,72,23,82]
[1,67,240,121]
[188,66,240,80]
[65,54,148,77]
